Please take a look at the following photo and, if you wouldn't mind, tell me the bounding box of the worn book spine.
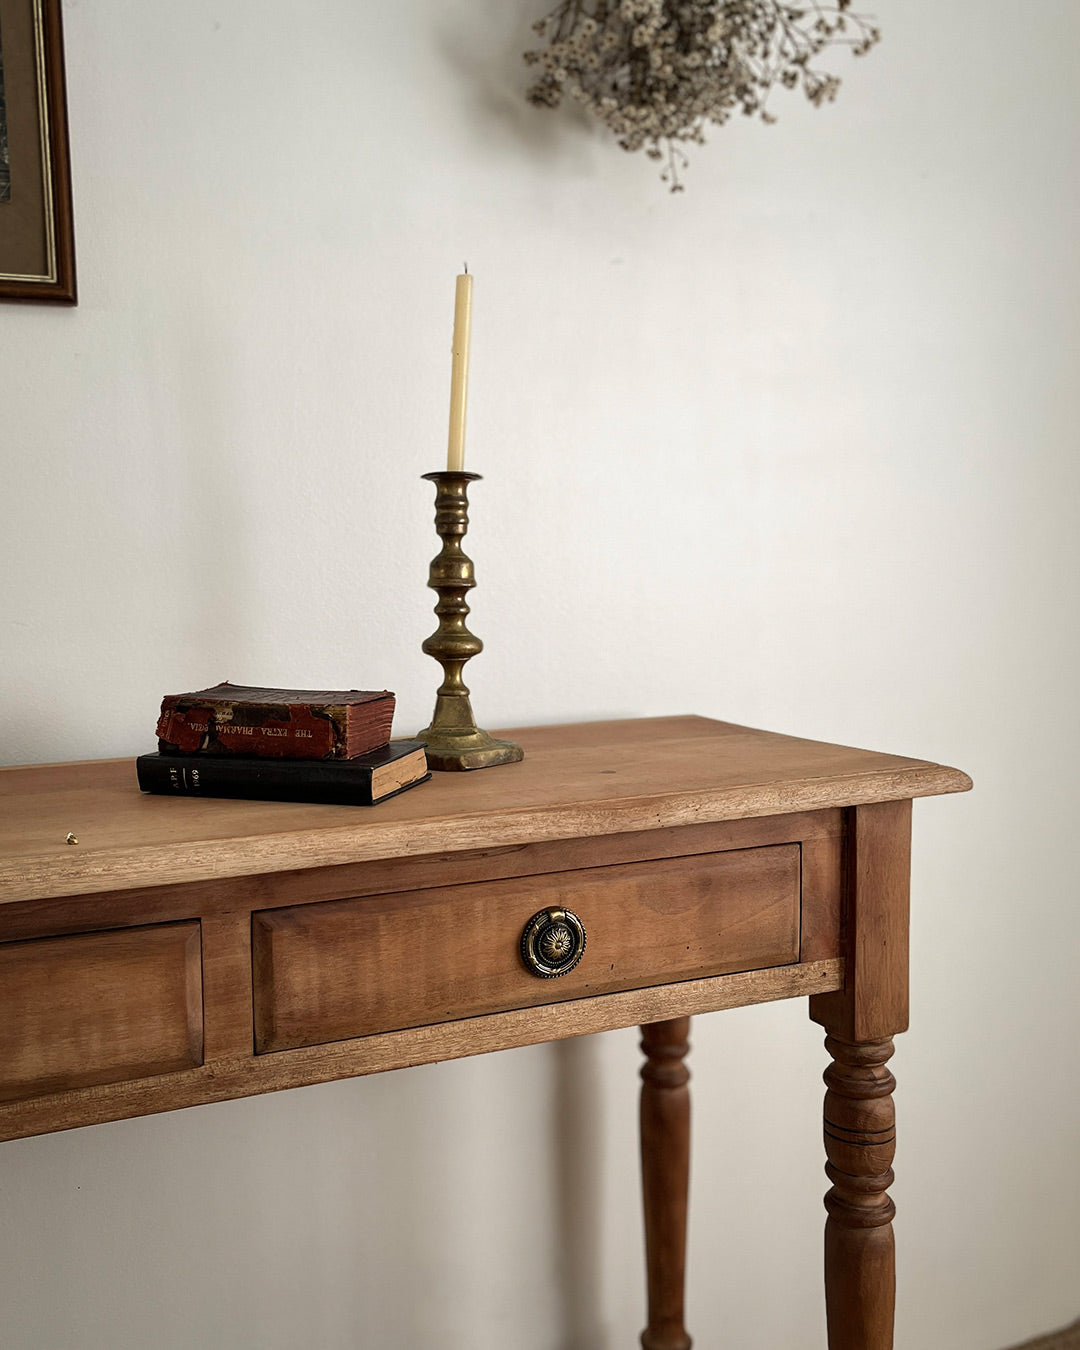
[156,694,395,760]
[136,744,428,807]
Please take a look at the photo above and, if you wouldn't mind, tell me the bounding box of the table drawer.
[253,844,800,1054]
[0,922,203,1103]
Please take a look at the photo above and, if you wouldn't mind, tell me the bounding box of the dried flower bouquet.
[525,0,881,189]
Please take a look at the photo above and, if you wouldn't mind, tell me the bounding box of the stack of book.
[136,682,429,805]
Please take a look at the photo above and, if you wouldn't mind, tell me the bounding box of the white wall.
[1,2,1077,1346]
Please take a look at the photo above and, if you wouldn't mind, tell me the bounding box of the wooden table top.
[0,716,971,903]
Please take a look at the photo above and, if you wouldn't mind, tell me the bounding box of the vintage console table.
[0,716,970,1348]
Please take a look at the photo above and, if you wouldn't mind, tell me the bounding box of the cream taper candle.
[447,270,473,472]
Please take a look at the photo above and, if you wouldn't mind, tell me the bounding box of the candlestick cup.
[416,472,524,771]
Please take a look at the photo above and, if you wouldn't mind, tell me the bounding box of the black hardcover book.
[137,740,429,806]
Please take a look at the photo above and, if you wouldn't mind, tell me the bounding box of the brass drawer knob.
[520,907,586,978]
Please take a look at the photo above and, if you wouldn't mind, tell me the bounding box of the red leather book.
[155,683,395,760]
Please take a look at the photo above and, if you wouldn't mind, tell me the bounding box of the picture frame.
[0,0,75,303]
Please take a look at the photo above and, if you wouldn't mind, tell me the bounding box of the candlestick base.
[416,707,525,773]
[416,472,524,773]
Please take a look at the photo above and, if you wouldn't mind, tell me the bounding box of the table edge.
[0,761,971,903]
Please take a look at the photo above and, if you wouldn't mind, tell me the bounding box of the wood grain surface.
[0,811,840,943]
[0,717,973,1347]
[810,800,914,1348]
[252,845,800,1052]
[811,799,912,1044]
[0,957,842,1142]
[0,921,202,1101]
[820,1036,899,1350]
[0,716,970,902]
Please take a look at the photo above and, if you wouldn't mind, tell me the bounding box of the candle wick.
[463,262,468,273]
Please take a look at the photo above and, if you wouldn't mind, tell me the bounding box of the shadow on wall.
[1004,1320,1080,1350]
[433,0,600,168]
[551,1034,609,1350]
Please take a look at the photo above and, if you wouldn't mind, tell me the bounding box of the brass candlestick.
[416,472,524,771]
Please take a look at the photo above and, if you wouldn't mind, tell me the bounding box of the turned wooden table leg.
[639,1016,692,1350]
[822,1035,897,1349]
[810,797,912,1350]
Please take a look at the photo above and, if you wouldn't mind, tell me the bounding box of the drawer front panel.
[0,922,203,1102]
[253,845,800,1054]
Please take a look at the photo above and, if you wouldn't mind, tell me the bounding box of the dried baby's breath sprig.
[524,0,881,190]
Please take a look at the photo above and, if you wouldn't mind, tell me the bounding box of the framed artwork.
[0,0,75,303]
